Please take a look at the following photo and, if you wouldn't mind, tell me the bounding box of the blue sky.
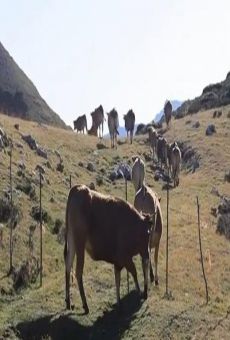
[1,0,230,129]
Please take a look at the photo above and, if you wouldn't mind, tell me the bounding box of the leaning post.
[196,197,209,304]
[39,171,43,287]
[9,148,13,273]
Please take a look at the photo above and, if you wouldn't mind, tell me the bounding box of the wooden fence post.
[39,171,43,287]
[196,197,209,304]
[165,173,169,297]
[9,149,13,274]
[124,175,130,294]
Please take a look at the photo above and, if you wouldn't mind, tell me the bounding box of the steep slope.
[0,41,66,128]
[0,107,230,339]
[175,72,230,118]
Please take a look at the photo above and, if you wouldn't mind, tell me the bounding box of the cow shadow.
[15,291,143,340]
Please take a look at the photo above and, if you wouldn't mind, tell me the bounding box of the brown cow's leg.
[76,247,89,314]
[114,265,121,306]
[141,258,149,299]
[125,260,140,295]
[149,251,154,283]
[65,238,75,310]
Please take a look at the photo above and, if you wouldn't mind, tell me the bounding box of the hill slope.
[0,41,66,129]
[0,107,230,339]
[174,72,230,119]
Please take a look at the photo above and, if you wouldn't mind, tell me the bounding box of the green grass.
[0,107,230,339]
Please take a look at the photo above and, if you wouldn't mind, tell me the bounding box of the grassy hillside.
[0,42,66,129]
[174,72,230,119]
[0,106,230,339]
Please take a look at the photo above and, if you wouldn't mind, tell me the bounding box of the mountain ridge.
[0,41,67,129]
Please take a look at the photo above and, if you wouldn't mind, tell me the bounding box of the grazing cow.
[73,114,88,134]
[171,143,181,187]
[167,141,177,175]
[64,185,154,313]
[134,184,163,285]
[131,157,145,193]
[164,100,172,129]
[88,105,105,138]
[157,136,168,168]
[107,109,119,148]
[124,110,135,144]
[148,126,158,160]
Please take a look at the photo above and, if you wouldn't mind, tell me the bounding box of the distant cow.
[131,157,145,193]
[164,100,172,129]
[134,185,163,285]
[107,109,119,148]
[148,126,158,160]
[64,185,154,313]
[171,143,181,187]
[167,141,177,175]
[88,105,105,138]
[124,109,135,144]
[157,136,168,168]
[73,114,88,134]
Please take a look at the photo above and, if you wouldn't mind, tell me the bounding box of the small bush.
[16,179,36,200]
[31,206,52,224]
[96,176,104,186]
[0,198,22,228]
[52,218,63,235]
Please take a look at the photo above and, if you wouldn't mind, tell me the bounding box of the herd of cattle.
[73,101,181,187]
[73,100,173,148]
[65,113,181,312]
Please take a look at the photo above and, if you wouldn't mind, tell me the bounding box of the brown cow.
[73,114,88,134]
[88,105,105,138]
[157,136,168,168]
[148,126,158,160]
[167,141,177,175]
[131,157,145,193]
[171,143,181,187]
[124,109,135,144]
[107,108,119,148]
[164,100,172,129]
[64,185,154,313]
[134,185,163,285]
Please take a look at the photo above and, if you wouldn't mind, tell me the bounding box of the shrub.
[31,206,52,224]
[52,218,63,235]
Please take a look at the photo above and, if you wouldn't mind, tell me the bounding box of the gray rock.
[22,135,38,150]
[37,147,47,159]
[87,162,95,172]
[89,182,95,190]
[192,121,200,128]
[57,161,64,173]
[206,124,216,136]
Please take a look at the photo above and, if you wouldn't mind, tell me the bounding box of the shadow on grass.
[15,291,143,340]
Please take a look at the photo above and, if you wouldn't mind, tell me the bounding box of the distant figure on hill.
[164,100,172,129]
[88,105,105,138]
[124,109,135,144]
[107,108,119,148]
[73,114,87,134]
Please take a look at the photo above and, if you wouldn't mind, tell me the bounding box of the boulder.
[22,135,38,150]
[206,124,216,136]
